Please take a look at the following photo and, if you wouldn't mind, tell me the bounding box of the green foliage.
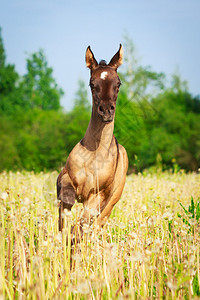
[0,28,5,68]
[0,28,20,114]
[149,90,200,170]
[0,115,20,170]
[177,196,200,233]
[0,31,64,116]
[115,38,200,172]
[119,36,166,101]
[74,79,91,111]
[14,109,69,171]
[193,274,200,297]
[21,49,64,111]
[0,107,90,172]
[63,79,91,153]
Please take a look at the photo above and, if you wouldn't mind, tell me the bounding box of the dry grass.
[0,170,200,299]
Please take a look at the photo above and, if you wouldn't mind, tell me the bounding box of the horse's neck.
[83,108,115,151]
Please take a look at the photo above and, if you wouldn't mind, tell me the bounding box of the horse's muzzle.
[97,104,115,123]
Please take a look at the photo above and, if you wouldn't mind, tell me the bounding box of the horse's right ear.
[86,46,98,70]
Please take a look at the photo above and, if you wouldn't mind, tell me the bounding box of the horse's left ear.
[108,44,123,70]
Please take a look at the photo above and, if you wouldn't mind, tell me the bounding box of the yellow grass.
[0,170,200,299]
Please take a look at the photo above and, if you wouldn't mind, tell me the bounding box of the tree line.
[0,29,200,173]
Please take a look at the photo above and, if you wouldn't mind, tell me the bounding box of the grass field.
[0,171,200,299]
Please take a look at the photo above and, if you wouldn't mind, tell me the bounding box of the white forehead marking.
[100,71,108,80]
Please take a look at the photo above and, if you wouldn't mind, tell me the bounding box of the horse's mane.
[99,60,107,66]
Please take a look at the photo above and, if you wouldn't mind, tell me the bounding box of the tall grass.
[0,171,200,299]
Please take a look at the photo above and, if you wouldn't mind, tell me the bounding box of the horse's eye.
[117,82,122,88]
[115,82,121,91]
[89,83,95,90]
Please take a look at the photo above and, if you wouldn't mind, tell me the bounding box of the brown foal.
[57,45,128,241]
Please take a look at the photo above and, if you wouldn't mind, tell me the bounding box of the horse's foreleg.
[59,197,75,231]
[96,176,126,227]
[71,177,125,243]
[57,172,76,231]
[70,194,103,244]
[96,146,128,227]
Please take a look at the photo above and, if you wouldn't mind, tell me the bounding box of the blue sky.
[1,0,200,110]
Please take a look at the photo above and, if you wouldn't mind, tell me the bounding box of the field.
[0,171,200,299]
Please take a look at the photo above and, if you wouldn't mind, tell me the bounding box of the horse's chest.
[68,145,116,199]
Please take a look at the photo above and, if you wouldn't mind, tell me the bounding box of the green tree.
[115,37,200,172]
[0,115,20,171]
[119,36,166,102]
[22,49,64,110]
[149,88,200,171]
[13,109,69,171]
[74,79,91,110]
[115,37,167,171]
[0,28,20,114]
[65,80,91,152]
[0,27,5,68]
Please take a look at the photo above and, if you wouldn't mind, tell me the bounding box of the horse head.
[86,45,123,123]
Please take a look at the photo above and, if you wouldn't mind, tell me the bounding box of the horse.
[57,45,128,242]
